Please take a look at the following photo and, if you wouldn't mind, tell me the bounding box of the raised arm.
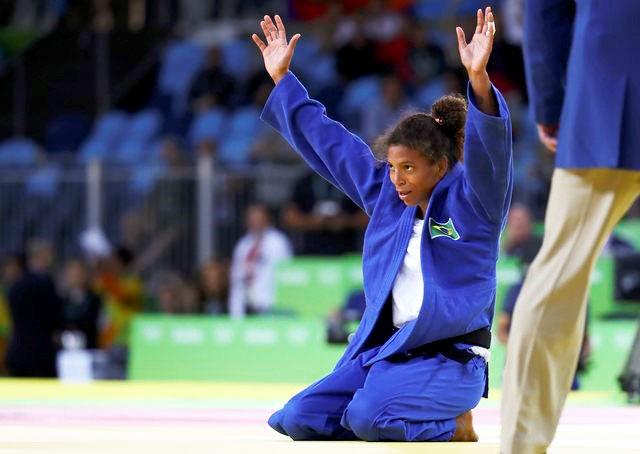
[456,7,513,225]
[252,15,384,216]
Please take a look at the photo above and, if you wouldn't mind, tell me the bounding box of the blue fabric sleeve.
[260,72,385,216]
[463,83,513,225]
[523,0,575,125]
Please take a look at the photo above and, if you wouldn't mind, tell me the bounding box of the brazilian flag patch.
[428,217,460,241]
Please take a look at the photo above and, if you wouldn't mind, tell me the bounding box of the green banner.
[129,316,343,382]
[129,315,638,392]
[274,254,621,318]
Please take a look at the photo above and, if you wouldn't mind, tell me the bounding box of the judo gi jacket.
[261,72,512,369]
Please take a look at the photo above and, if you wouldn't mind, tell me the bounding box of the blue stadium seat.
[458,0,490,15]
[217,106,266,167]
[0,138,40,167]
[412,1,449,20]
[221,38,258,82]
[290,38,321,72]
[26,163,61,199]
[289,36,337,91]
[77,111,129,163]
[128,140,170,196]
[220,36,262,82]
[157,40,206,115]
[339,76,381,133]
[130,167,166,196]
[187,108,228,149]
[114,109,162,164]
[413,0,486,20]
[414,76,447,108]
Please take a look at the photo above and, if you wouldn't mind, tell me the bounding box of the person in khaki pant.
[500,1,640,453]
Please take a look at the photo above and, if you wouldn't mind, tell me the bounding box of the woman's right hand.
[252,15,301,85]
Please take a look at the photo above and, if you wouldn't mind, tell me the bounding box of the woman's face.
[387,145,448,216]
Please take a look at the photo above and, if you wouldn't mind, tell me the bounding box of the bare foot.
[451,411,479,442]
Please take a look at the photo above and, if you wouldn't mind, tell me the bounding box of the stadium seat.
[0,138,39,167]
[157,40,206,115]
[77,111,129,163]
[221,38,258,82]
[25,163,61,198]
[414,76,446,108]
[339,76,381,133]
[128,140,169,196]
[217,106,266,167]
[113,109,162,164]
[187,108,227,149]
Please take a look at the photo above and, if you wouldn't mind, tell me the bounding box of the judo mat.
[1,379,639,453]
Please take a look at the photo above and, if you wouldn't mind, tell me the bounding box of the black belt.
[388,328,492,397]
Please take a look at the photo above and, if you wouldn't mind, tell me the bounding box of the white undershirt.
[392,218,425,328]
[391,216,491,360]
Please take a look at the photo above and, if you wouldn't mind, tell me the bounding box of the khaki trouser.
[500,168,640,454]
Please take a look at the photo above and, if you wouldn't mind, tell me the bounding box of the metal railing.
[0,157,307,278]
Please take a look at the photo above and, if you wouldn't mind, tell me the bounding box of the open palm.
[252,15,300,85]
[456,7,495,76]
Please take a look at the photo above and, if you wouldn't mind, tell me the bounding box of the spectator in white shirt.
[229,203,292,318]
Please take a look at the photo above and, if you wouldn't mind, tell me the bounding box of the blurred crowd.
[1,1,639,377]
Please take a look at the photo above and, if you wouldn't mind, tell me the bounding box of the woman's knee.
[342,396,380,441]
[267,409,287,435]
[272,399,319,440]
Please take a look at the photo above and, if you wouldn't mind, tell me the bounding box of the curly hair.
[373,94,467,169]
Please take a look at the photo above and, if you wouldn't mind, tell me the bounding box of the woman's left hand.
[456,7,495,77]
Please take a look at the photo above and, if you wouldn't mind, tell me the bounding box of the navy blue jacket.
[524,0,640,170]
[262,72,512,367]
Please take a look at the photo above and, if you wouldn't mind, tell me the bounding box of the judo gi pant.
[501,168,640,454]
[269,345,487,441]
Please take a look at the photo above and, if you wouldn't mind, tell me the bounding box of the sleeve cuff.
[260,71,301,123]
[466,82,510,122]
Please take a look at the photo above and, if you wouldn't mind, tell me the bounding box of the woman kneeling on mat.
[252,7,511,442]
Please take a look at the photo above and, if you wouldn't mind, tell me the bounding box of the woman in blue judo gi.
[252,7,512,442]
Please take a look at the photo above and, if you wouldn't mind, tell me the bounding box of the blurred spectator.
[59,258,102,349]
[498,285,591,391]
[121,137,195,275]
[497,205,591,390]
[498,205,542,345]
[94,246,144,349]
[283,171,368,255]
[407,23,447,86]
[363,0,405,43]
[326,289,366,344]
[189,45,236,111]
[6,239,63,377]
[148,270,198,313]
[361,74,413,143]
[229,204,292,318]
[290,0,331,21]
[198,260,229,314]
[370,19,411,79]
[502,203,542,265]
[0,254,25,373]
[176,0,211,32]
[518,144,555,220]
[215,79,270,167]
[251,127,301,166]
[335,21,380,82]
[502,0,524,46]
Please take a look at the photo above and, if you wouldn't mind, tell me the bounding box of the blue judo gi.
[261,72,513,441]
